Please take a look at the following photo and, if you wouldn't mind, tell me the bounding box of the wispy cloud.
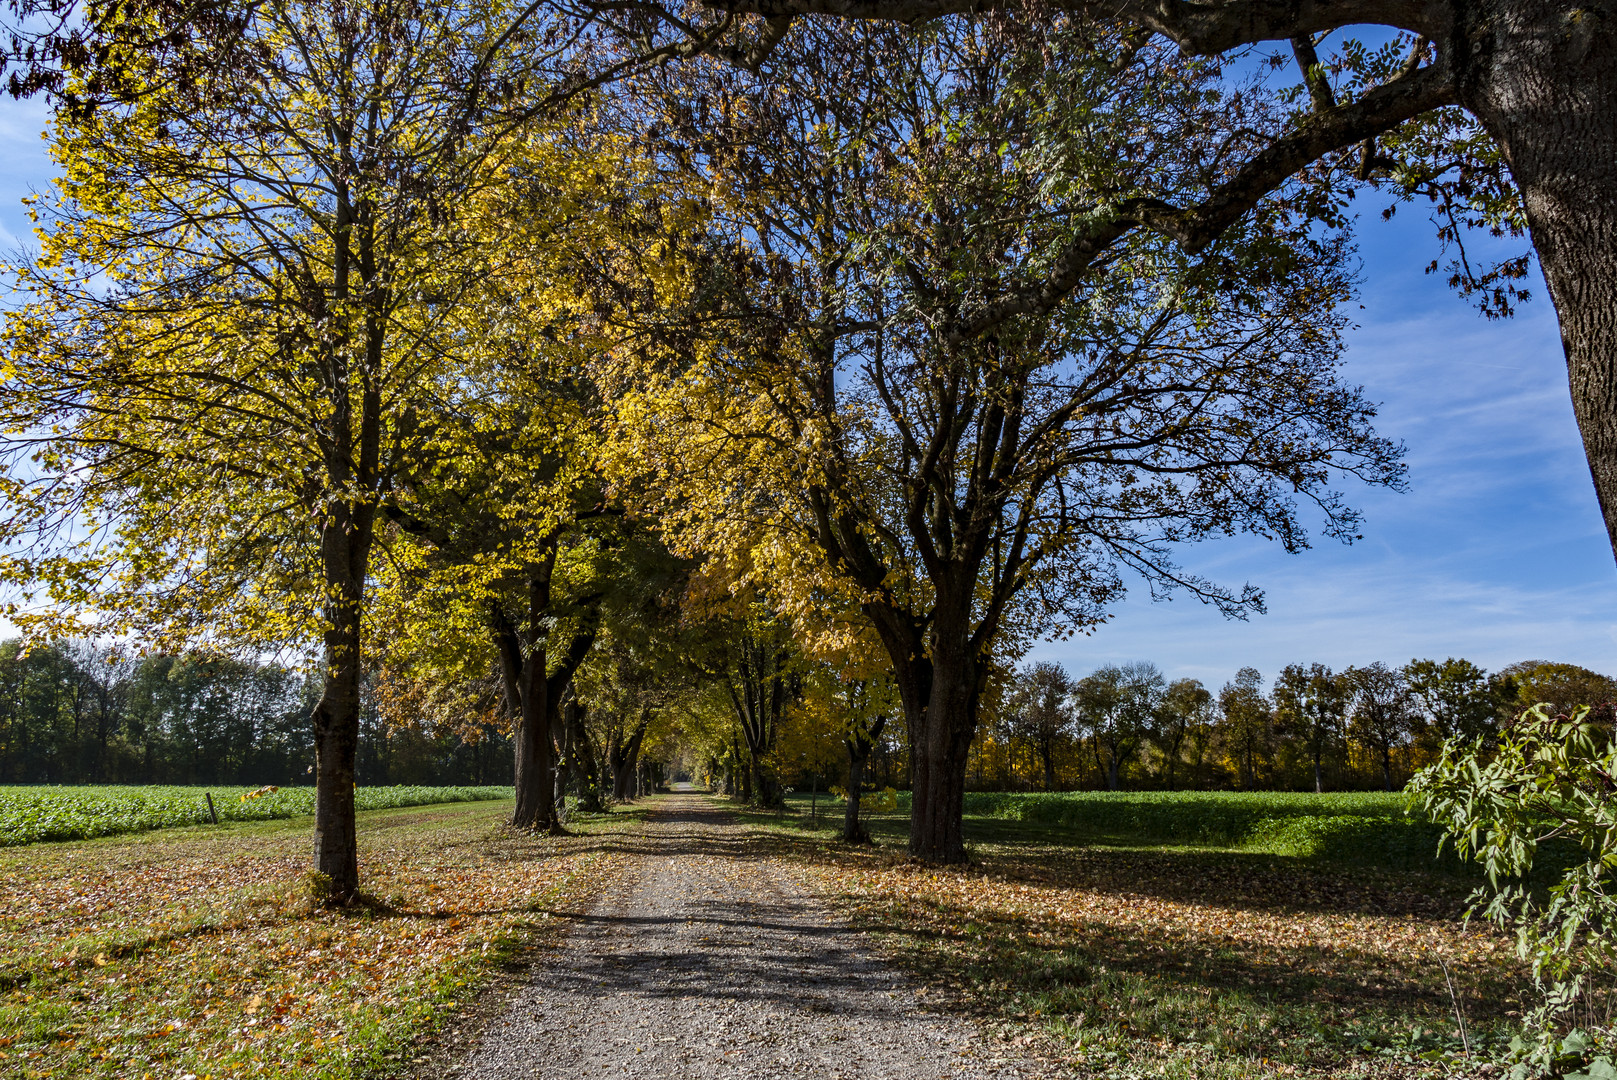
[1031,216,1617,685]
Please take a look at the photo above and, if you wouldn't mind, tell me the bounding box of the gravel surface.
[453,793,1058,1079]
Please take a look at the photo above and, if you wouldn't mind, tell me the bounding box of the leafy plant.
[1411,704,1617,1076]
[0,785,513,846]
[903,790,1451,866]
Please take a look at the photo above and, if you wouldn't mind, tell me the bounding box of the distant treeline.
[961,656,1617,794]
[0,640,512,787]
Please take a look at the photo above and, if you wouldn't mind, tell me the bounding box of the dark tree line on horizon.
[0,640,514,788]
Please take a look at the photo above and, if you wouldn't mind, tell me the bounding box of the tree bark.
[903,599,984,864]
[506,626,558,832]
[494,556,599,833]
[1457,0,1617,560]
[309,510,374,903]
[567,698,605,812]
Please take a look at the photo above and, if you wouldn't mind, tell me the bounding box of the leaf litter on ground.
[0,799,636,1079]
[728,797,1524,1080]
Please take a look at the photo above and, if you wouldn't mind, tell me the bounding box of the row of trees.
[981,657,1617,794]
[5,0,1616,894]
[0,639,517,786]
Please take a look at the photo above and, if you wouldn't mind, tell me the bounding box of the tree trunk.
[1313,748,1324,794]
[567,700,605,813]
[906,608,982,864]
[1042,746,1056,792]
[610,717,647,802]
[843,749,869,843]
[309,508,374,903]
[494,566,596,833]
[843,716,886,844]
[749,756,778,808]
[1106,749,1120,792]
[1461,0,1617,562]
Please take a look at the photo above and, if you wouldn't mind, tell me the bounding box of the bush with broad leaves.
[1411,704,1617,1078]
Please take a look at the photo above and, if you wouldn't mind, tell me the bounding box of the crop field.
[892,790,1456,868]
[0,785,514,847]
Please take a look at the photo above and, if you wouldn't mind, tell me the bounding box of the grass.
[0,785,516,846]
[0,796,641,1079]
[727,791,1523,1079]
[918,790,1456,869]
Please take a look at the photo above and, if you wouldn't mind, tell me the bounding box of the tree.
[1006,662,1075,792]
[1273,663,1350,793]
[837,676,895,843]
[1074,662,1165,791]
[683,603,800,808]
[0,0,563,899]
[615,17,1402,860]
[1499,661,1617,722]
[1217,667,1272,791]
[1404,656,1507,751]
[1156,677,1214,789]
[1346,661,1414,791]
[705,1,1617,575]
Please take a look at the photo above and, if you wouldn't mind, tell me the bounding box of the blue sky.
[1031,209,1617,686]
[3,94,1614,688]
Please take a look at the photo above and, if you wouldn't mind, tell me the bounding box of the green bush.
[892,790,1452,866]
[0,784,513,846]
[1412,704,1617,1077]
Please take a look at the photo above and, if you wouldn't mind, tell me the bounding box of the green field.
[0,784,515,846]
[886,790,1455,868]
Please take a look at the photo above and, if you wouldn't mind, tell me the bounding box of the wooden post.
[204,792,219,825]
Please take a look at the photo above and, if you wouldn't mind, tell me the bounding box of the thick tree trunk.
[907,608,983,864]
[749,756,779,808]
[1461,0,1617,561]
[1313,749,1324,794]
[1042,748,1056,792]
[510,662,558,831]
[495,568,596,833]
[310,509,374,903]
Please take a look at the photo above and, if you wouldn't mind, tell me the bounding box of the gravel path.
[454,793,1058,1079]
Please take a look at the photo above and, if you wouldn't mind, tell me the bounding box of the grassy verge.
[723,793,1523,1079]
[0,798,640,1079]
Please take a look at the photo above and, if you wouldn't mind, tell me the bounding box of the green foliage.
[1412,704,1617,1075]
[0,784,513,846]
[922,790,1451,866]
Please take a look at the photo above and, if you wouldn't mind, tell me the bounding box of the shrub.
[1411,704,1617,1077]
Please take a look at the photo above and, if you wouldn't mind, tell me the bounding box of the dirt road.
[454,793,1056,1079]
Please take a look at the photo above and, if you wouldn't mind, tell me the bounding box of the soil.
[449,792,1059,1079]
